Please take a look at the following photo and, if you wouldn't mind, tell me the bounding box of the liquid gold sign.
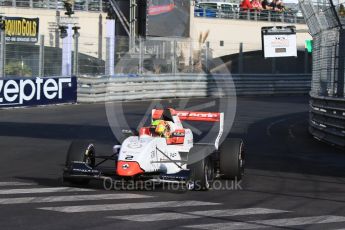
[5,17,39,43]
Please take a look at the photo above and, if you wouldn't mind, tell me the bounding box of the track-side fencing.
[309,95,345,149]
[77,74,312,103]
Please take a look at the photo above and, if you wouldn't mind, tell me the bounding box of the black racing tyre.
[219,138,244,180]
[63,140,96,185]
[187,157,214,191]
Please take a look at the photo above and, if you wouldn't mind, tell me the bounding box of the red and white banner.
[148,4,175,16]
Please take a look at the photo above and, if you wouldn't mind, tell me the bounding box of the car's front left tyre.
[63,140,96,185]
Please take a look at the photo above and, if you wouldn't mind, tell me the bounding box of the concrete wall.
[190,17,312,58]
[1,7,107,58]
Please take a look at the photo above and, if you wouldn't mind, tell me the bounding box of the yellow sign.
[4,17,39,43]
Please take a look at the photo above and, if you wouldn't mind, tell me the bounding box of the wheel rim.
[84,146,95,167]
[239,143,245,176]
[204,160,213,189]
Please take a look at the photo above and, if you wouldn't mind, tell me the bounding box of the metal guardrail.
[309,94,345,149]
[77,74,312,103]
[194,8,305,24]
[0,0,106,12]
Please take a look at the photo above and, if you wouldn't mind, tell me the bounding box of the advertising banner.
[5,17,39,43]
[0,77,77,108]
[262,26,297,58]
[146,0,190,37]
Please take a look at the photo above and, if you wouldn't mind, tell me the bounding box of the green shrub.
[5,61,32,77]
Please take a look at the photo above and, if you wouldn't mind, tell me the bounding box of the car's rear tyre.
[219,138,244,180]
[63,140,96,185]
[187,157,214,191]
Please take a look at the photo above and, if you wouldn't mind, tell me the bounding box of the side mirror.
[122,129,139,136]
[113,145,121,154]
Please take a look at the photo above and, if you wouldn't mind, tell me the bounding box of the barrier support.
[0,30,5,78]
[39,35,44,77]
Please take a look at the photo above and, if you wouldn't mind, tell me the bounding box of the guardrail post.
[61,24,73,77]
[281,12,284,23]
[139,37,143,74]
[105,18,115,76]
[105,37,111,75]
[304,48,309,74]
[55,11,60,48]
[39,35,45,77]
[0,30,5,78]
[85,0,89,11]
[172,40,177,75]
[99,0,102,12]
[272,57,276,74]
[336,29,345,97]
[254,10,257,21]
[190,41,194,72]
[98,14,102,60]
[239,42,243,74]
[247,10,250,20]
[205,41,209,73]
[268,10,271,22]
[73,28,79,76]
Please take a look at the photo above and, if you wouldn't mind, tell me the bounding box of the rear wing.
[152,109,224,150]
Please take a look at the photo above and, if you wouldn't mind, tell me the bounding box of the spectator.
[269,0,284,12]
[261,0,273,10]
[251,0,263,10]
[276,0,286,12]
[240,0,253,11]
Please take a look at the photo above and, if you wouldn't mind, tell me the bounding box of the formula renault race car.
[63,108,244,190]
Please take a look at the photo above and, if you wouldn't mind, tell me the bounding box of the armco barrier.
[77,74,312,103]
[309,94,345,149]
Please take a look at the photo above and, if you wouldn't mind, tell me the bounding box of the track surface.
[0,96,345,230]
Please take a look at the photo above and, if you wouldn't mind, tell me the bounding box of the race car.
[62,108,244,190]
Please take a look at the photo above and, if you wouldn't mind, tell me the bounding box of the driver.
[151,108,178,138]
[151,119,171,138]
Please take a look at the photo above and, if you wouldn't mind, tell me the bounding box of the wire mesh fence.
[0,33,312,78]
[300,0,345,97]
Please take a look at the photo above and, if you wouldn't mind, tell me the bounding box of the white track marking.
[266,118,287,136]
[0,187,94,195]
[0,194,152,204]
[184,215,345,229]
[0,182,36,187]
[38,201,220,213]
[107,208,289,222]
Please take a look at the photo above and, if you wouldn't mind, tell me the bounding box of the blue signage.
[0,76,77,108]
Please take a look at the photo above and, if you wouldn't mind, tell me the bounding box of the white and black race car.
[63,108,244,190]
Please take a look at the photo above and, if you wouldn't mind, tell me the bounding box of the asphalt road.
[0,96,345,230]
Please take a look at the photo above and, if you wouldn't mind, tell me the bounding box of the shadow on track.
[245,111,345,178]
